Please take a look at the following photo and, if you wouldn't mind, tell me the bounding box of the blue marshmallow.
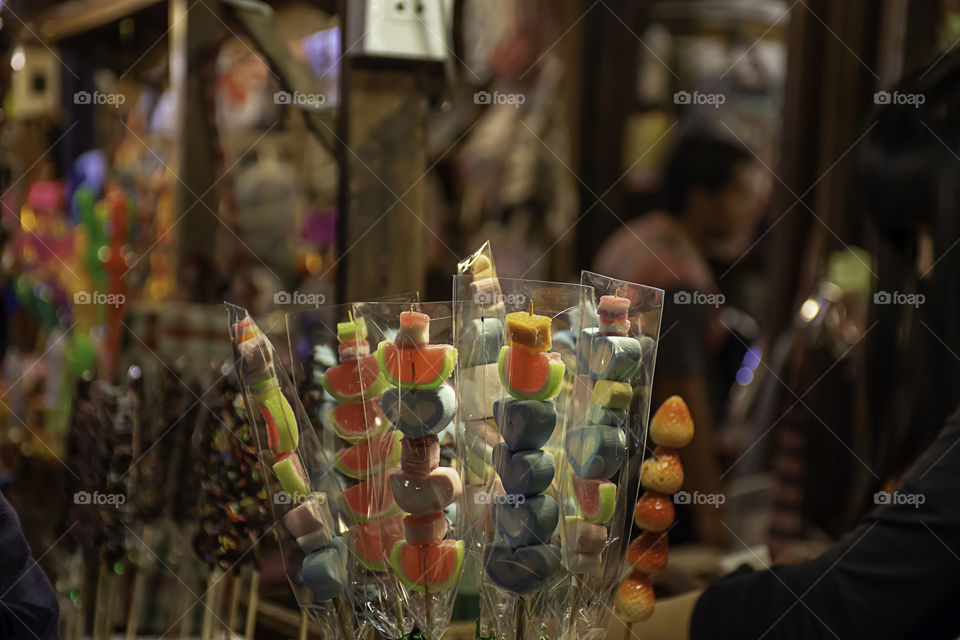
[565,425,626,479]
[588,335,642,381]
[485,543,561,595]
[494,398,557,451]
[586,404,627,428]
[493,494,559,547]
[493,443,555,497]
[577,327,599,371]
[381,384,457,439]
[301,537,347,602]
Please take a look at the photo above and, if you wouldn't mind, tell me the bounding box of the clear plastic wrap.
[453,242,503,640]
[352,300,462,640]
[555,271,664,640]
[225,304,357,639]
[453,276,593,640]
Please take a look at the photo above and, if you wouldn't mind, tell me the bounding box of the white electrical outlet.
[347,0,449,61]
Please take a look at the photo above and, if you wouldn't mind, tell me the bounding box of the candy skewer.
[457,255,506,639]
[322,313,401,636]
[486,306,563,606]
[232,314,357,638]
[616,396,694,624]
[563,293,642,636]
[377,309,463,636]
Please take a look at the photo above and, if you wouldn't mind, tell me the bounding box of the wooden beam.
[31,0,164,40]
[227,0,337,153]
[339,64,427,301]
[171,0,222,302]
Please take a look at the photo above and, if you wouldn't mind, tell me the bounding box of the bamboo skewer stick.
[226,573,241,636]
[67,551,84,640]
[566,575,584,640]
[200,570,222,640]
[244,569,260,640]
[333,596,356,639]
[516,595,526,640]
[103,571,119,640]
[298,609,309,640]
[177,578,195,639]
[125,567,145,639]
[125,524,154,640]
[92,561,108,640]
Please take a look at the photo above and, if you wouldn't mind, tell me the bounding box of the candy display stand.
[556,271,663,640]
[226,304,357,640]
[352,301,464,640]
[286,301,418,639]
[454,276,593,640]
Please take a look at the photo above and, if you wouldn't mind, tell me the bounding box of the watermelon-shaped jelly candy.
[376,342,457,390]
[497,346,564,401]
[321,354,390,403]
[390,539,465,593]
[335,430,403,480]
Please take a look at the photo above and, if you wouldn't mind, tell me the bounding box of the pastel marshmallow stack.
[232,323,299,464]
[320,317,403,573]
[457,253,507,532]
[564,295,642,576]
[380,311,465,593]
[615,395,695,622]
[485,310,562,595]
[232,318,347,602]
[468,254,504,315]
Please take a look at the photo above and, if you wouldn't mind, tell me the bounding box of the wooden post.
[338,62,428,301]
[171,0,221,302]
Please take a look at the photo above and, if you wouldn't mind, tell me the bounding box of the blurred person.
[637,51,960,640]
[0,492,58,639]
[594,134,766,547]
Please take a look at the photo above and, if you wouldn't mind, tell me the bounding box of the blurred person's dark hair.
[663,134,752,216]
[859,51,960,488]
